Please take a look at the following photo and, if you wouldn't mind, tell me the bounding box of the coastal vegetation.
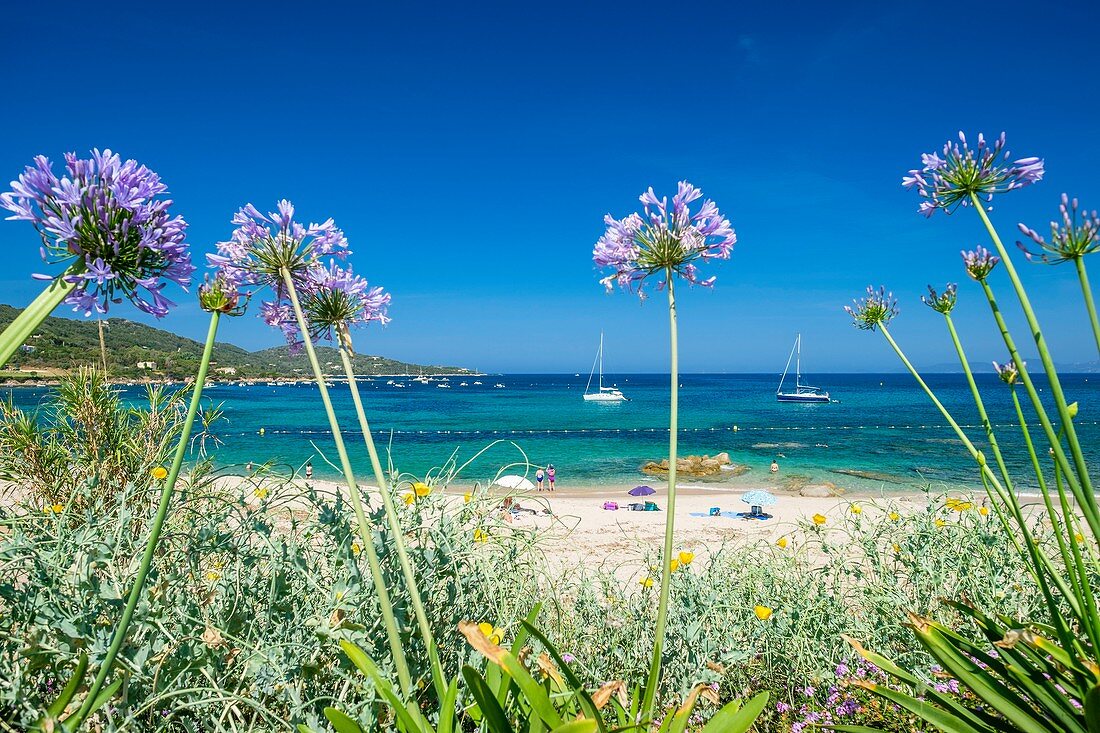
[0,132,1097,733]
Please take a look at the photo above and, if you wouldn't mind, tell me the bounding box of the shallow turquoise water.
[6,373,1099,493]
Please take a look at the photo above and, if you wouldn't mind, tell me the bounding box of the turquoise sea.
[5,373,1100,493]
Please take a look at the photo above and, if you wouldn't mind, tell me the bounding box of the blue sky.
[2,1,1099,373]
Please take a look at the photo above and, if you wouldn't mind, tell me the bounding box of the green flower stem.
[1075,258,1100,358]
[977,278,1100,543]
[279,270,413,696]
[70,311,221,729]
[1012,390,1100,650]
[970,193,1096,514]
[941,314,1025,555]
[337,342,446,699]
[879,325,1074,610]
[0,276,76,369]
[641,271,679,724]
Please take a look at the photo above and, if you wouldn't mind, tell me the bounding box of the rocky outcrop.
[800,482,845,497]
[641,453,739,478]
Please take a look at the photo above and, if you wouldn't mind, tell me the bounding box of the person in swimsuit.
[770,459,779,474]
[547,464,556,491]
[536,467,545,491]
[305,462,313,481]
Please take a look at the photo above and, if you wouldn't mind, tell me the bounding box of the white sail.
[584,333,626,402]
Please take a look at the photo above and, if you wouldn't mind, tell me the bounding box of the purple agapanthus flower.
[903,132,1043,217]
[0,149,193,317]
[844,286,898,331]
[921,283,957,314]
[208,201,352,352]
[593,181,736,297]
[962,246,1000,281]
[1018,194,1100,264]
[993,359,1021,386]
[293,261,391,353]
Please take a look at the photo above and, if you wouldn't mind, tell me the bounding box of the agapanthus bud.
[993,359,1021,386]
[0,149,193,317]
[921,283,957,314]
[962,247,1000,281]
[903,132,1043,217]
[1017,194,1100,264]
[844,286,898,331]
[593,181,735,297]
[198,273,248,316]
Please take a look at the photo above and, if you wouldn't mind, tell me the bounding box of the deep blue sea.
[5,373,1099,493]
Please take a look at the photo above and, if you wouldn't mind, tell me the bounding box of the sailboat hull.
[776,392,830,403]
[583,392,626,402]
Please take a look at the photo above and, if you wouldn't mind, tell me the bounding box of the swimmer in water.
[770,460,779,474]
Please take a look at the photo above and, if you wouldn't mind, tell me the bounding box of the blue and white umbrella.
[740,490,778,507]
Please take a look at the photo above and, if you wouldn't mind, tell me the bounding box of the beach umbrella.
[628,485,656,496]
[740,490,777,507]
[492,475,536,491]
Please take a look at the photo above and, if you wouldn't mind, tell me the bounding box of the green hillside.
[0,305,476,380]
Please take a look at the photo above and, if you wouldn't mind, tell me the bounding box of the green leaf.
[1086,685,1100,733]
[521,622,606,730]
[498,651,565,729]
[701,691,769,733]
[47,653,88,718]
[324,707,364,733]
[297,726,319,733]
[550,721,598,733]
[338,640,433,733]
[463,666,514,733]
[85,676,124,717]
[857,681,990,733]
[437,676,461,733]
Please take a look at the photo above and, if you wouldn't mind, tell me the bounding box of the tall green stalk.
[337,341,446,699]
[0,276,76,368]
[279,269,413,696]
[970,193,1095,506]
[1074,257,1100,357]
[70,311,221,729]
[640,270,679,725]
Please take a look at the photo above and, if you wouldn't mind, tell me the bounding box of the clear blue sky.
[2,1,1099,373]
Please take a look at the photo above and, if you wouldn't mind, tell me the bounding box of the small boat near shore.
[583,333,627,402]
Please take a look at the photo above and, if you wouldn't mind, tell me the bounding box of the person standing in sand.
[305,462,313,481]
[547,464,556,491]
[536,467,545,491]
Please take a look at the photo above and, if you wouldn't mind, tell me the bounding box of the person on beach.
[246,461,253,473]
[536,467,545,491]
[305,462,313,481]
[770,459,779,474]
[547,464,556,490]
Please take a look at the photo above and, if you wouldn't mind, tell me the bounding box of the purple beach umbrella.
[628,485,656,496]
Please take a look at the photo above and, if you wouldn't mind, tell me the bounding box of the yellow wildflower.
[753,605,773,621]
[888,511,900,521]
[945,498,972,512]
[413,482,431,497]
[669,559,680,573]
[151,466,168,480]
[205,571,220,581]
[776,537,788,549]
[351,542,361,555]
[1075,533,1085,544]
[42,505,52,514]
[51,504,64,514]
[463,491,472,504]
[335,590,345,601]
[678,551,695,565]
[402,492,415,505]
[255,487,268,500]
[935,518,946,528]
[477,621,503,645]
[850,504,862,515]
[892,543,901,554]
[812,513,827,525]
[640,576,654,589]
[474,528,488,543]
[979,506,989,516]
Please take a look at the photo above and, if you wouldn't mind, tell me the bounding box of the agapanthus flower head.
[593,181,735,296]
[844,285,898,331]
[1017,194,1100,264]
[961,246,1000,281]
[902,132,1043,217]
[0,149,193,317]
[198,272,248,316]
[921,283,957,314]
[207,200,350,292]
[993,359,1021,386]
[299,261,391,353]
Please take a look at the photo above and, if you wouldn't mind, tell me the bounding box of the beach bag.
[602,501,618,511]
[709,507,720,516]
[630,502,645,511]
[644,501,659,511]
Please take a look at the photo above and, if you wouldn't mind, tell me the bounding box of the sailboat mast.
[598,332,605,390]
[795,333,802,387]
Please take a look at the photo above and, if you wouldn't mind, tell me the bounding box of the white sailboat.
[776,334,830,403]
[583,333,627,402]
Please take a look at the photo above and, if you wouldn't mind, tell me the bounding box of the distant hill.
[0,305,476,380]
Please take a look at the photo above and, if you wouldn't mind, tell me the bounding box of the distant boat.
[776,334,830,403]
[583,333,627,402]
[437,382,451,388]
[473,380,483,385]
[494,383,505,389]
